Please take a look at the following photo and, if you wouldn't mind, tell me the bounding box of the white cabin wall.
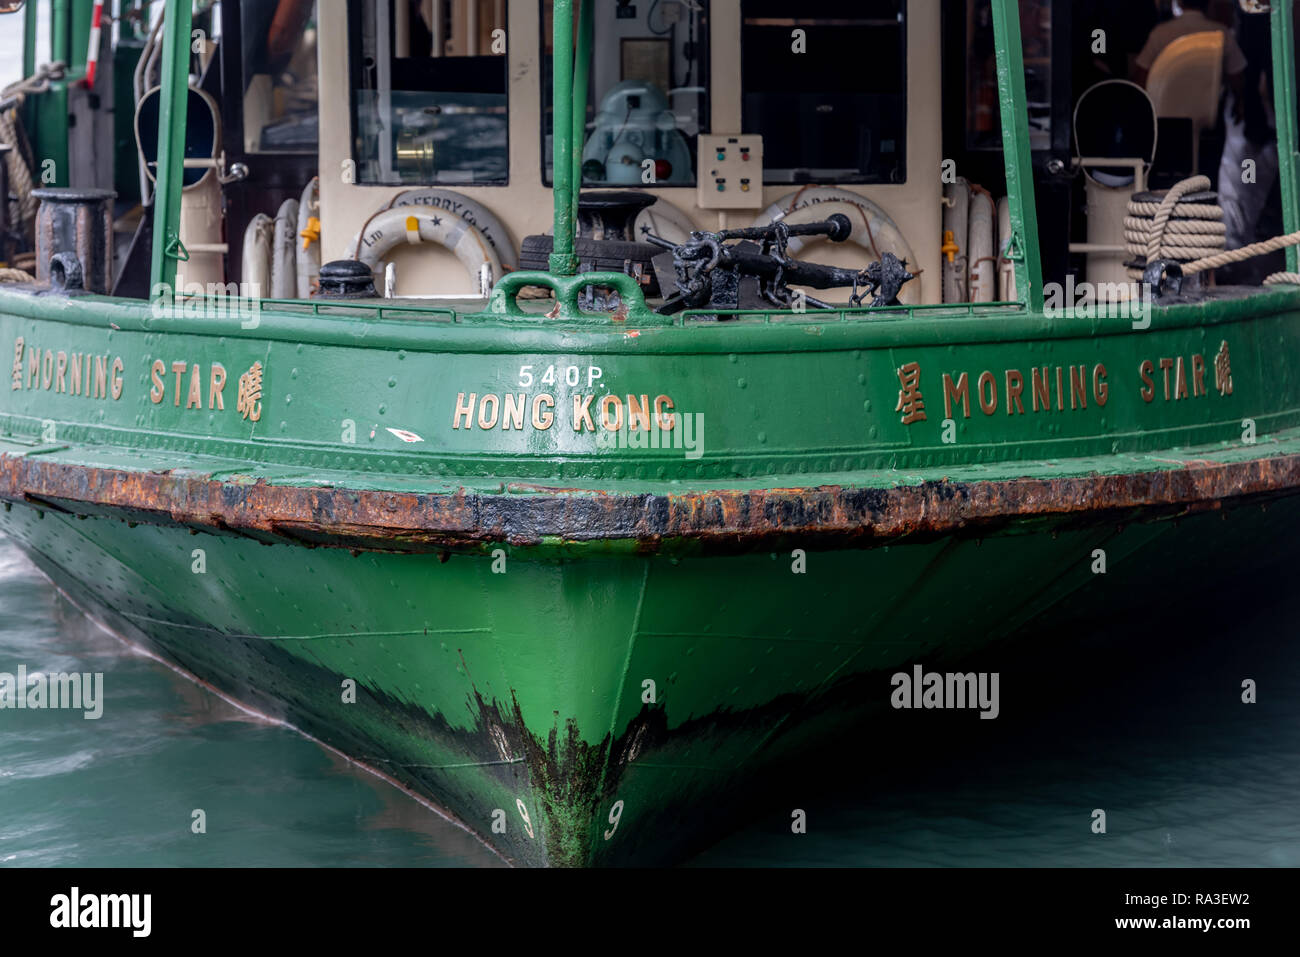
[317,0,942,304]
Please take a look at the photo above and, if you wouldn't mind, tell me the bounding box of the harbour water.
[1,532,1297,868]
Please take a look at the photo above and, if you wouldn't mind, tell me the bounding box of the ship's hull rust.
[3,449,1300,553]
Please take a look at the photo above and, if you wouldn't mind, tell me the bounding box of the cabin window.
[966,0,1053,151]
[239,0,320,154]
[540,0,711,187]
[348,0,510,185]
[740,0,907,185]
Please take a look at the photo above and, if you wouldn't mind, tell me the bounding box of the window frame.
[538,0,712,189]
[346,0,512,187]
[739,0,909,187]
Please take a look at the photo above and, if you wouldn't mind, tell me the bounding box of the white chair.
[1146,31,1225,172]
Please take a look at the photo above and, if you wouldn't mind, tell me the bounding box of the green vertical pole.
[572,0,593,230]
[22,1,37,79]
[990,0,1043,312]
[1272,1,1299,273]
[21,0,37,137]
[149,0,193,296]
[549,0,577,276]
[51,0,69,64]
[70,0,93,71]
[46,0,71,187]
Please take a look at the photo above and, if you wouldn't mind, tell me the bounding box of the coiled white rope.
[0,111,37,231]
[1124,176,1225,277]
[0,62,66,237]
[1127,175,1300,286]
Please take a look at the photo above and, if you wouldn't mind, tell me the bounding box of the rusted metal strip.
[3,452,1300,555]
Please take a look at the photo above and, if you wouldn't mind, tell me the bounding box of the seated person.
[1133,0,1246,117]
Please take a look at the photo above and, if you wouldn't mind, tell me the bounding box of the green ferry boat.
[3,0,1300,866]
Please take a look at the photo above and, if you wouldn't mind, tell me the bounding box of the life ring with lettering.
[754,187,920,305]
[346,195,506,290]
[270,198,299,299]
[364,188,517,272]
[241,213,273,298]
[634,196,695,246]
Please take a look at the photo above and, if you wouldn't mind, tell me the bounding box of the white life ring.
[296,177,320,299]
[379,188,517,271]
[271,198,299,299]
[942,178,970,303]
[241,213,273,298]
[634,196,695,246]
[346,208,503,291]
[967,186,997,303]
[754,188,920,305]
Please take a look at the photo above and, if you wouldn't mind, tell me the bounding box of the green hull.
[4,285,1300,864]
[4,488,1298,865]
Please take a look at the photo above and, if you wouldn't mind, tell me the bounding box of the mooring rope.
[1126,174,1300,286]
[1124,176,1225,277]
[0,110,36,231]
[0,62,64,237]
[0,268,35,283]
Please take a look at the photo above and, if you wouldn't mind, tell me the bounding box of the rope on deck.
[1126,174,1300,284]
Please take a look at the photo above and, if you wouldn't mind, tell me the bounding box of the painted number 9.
[516,798,535,839]
[603,799,624,841]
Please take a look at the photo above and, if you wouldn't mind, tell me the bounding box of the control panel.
[696,134,764,210]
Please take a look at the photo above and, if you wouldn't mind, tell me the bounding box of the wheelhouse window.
[541,0,710,187]
[741,0,907,185]
[966,0,1052,151]
[348,0,509,185]
[240,0,320,154]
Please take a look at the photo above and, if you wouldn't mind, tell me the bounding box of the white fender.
[346,206,504,290]
[241,213,273,299]
[271,199,299,300]
[754,188,920,305]
[380,188,517,271]
[635,196,695,246]
[997,196,1016,302]
[967,187,996,303]
[942,178,971,303]
[296,177,320,299]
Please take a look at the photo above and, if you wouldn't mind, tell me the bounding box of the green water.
[1,534,1297,867]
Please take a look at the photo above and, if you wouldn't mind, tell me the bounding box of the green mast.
[22,1,36,80]
[149,0,194,296]
[1272,1,1299,274]
[549,0,578,276]
[990,0,1044,311]
[572,0,593,234]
